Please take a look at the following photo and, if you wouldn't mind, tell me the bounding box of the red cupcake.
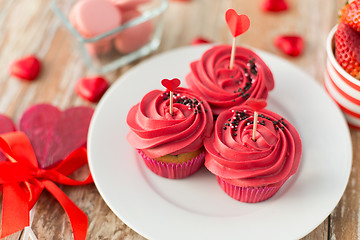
[186,45,274,116]
[204,105,302,202]
[127,85,213,179]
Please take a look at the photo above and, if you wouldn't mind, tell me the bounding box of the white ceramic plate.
[88,45,352,240]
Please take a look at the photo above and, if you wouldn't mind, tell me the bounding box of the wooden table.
[1,0,358,239]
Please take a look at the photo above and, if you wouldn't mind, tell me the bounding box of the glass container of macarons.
[52,0,168,73]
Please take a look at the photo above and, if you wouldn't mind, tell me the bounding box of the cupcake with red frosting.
[127,79,213,179]
[204,102,302,202]
[186,45,274,116]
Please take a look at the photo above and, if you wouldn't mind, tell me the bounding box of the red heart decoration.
[19,104,94,169]
[0,115,16,162]
[246,98,267,112]
[225,9,250,38]
[191,37,212,45]
[161,78,181,92]
[9,55,41,81]
[75,76,109,102]
[261,0,288,12]
[274,35,304,57]
[0,115,16,135]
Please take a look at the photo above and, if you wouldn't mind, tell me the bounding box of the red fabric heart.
[261,0,288,12]
[161,78,181,92]
[225,9,250,38]
[0,115,16,135]
[0,115,16,162]
[75,76,109,103]
[274,35,304,57]
[9,55,41,81]
[191,37,212,45]
[19,104,94,169]
[246,98,267,112]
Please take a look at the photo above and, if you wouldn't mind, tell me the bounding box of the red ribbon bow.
[0,131,93,240]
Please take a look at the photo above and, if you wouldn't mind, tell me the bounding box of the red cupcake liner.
[138,150,205,179]
[217,177,284,203]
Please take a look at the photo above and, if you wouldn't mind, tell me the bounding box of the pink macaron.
[114,10,153,54]
[110,0,151,11]
[69,0,122,55]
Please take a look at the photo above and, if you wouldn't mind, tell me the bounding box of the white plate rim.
[88,45,352,240]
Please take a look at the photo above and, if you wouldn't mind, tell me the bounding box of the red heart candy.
[225,9,250,38]
[246,98,267,112]
[0,114,16,162]
[261,0,288,12]
[9,55,41,81]
[161,78,181,92]
[19,104,94,169]
[75,76,109,102]
[191,37,212,45]
[274,35,304,57]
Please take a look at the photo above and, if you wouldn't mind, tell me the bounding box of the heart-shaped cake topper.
[161,78,181,116]
[161,78,181,92]
[225,9,250,38]
[274,35,304,57]
[247,98,267,112]
[9,55,41,81]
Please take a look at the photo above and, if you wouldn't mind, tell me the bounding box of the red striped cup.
[324,25,360,130]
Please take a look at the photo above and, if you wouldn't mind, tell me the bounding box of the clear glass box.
[51,0,168,73]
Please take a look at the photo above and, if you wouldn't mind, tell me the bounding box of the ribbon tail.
[1,183,29,238]
[42,180,88,240]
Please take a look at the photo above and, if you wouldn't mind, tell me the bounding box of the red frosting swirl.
[127,87,213,158]
[204,106,302,187]
[186,45,274,115]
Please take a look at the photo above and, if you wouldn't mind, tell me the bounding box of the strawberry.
[335,23,360,79]
[340,0,360,33]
